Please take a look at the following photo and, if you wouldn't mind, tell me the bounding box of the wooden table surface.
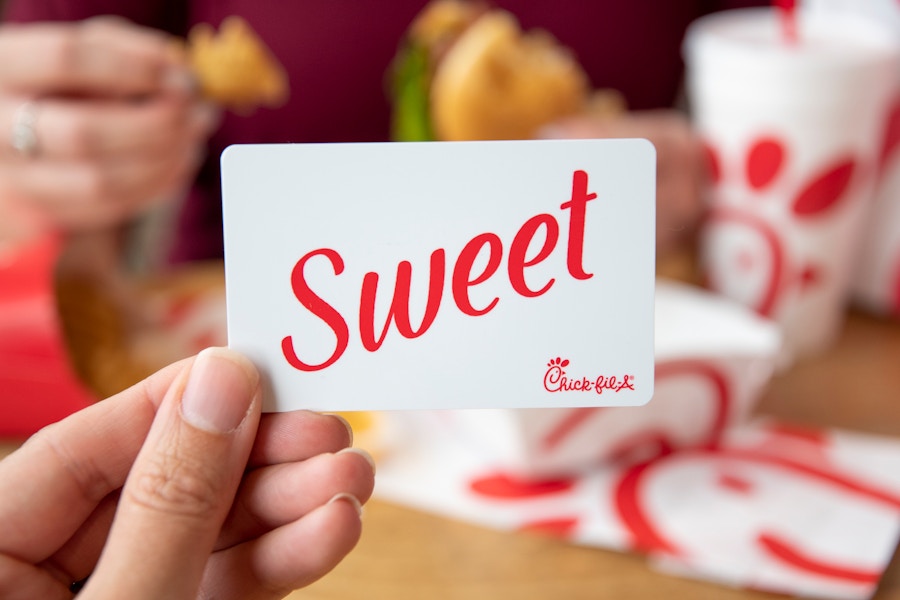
[3,266,900,599]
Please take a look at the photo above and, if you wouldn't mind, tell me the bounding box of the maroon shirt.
[4,1,763,262]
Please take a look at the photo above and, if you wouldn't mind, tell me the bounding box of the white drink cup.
[800,0,900,318]
[852,131,900,317]
[683,7,900,364]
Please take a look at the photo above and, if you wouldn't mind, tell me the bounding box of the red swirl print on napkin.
[468,471,581,538]
[539,360,734,467]
[611,427,900,588]
[467,361,736,538]
[462,422,900,596]
[703,137,858,317]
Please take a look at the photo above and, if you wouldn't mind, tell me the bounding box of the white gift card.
[222,140,656,412]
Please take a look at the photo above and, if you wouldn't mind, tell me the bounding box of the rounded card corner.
[220,144,246,168]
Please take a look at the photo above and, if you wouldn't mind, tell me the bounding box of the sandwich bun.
[391,0,625,142]
[430,9,590,141]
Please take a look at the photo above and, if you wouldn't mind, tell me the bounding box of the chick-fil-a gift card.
[221,140,656,412]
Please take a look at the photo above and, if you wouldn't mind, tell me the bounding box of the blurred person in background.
[1,1,766,263]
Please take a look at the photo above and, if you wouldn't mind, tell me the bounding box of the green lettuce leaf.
[388,42,435,142]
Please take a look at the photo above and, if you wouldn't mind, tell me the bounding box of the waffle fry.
[55,276,154,399]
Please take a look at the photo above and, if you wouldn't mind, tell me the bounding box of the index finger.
[0,18,192,98]
[0,357,188,563]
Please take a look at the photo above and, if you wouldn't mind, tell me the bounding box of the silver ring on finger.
[10,100,40,158]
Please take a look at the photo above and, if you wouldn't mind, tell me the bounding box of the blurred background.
[2,2,900,599]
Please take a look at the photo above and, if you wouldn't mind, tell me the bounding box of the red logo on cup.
[704,136,858,317]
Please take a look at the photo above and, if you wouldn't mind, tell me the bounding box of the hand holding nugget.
[0,17,219,242]
[0,348,375,599]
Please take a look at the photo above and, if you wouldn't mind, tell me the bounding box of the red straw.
[774,0,798,44]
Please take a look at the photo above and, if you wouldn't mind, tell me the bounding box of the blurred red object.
[0,235,95,439]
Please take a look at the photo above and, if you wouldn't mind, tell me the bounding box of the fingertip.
[259,491,365,591]
[337,446,376,474]
[200,491,366,597]
[536,124,568,139]
[325,413,354,447]
[180,347,260,434]
[189,101,222,134]
[326,492,363,518]
[161,65,199,96]
[196,347,260,386]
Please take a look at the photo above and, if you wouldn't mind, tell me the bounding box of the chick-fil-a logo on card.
[543,356,635,395]
[280,170,599,372]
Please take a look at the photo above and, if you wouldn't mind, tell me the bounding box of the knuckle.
[58,117,99,156]
[55,19,122,82]
[127,450,220,518]
[76,17,129,49]
[30,426,117,503]
[43,29,80,81]
[82,15,131,33]
[79,165,113,200]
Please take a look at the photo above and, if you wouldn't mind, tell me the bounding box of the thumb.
[81,347,261,599]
